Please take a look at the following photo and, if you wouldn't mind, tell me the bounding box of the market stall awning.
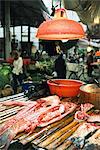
[63,0,100,39]
[63,0,100,25]
[0,0,49,27]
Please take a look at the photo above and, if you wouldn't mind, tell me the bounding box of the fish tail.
[0,129,15,150]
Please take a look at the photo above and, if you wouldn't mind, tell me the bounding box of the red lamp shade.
[36,8,85,40]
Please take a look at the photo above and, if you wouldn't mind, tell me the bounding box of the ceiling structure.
[0,0,49,27]
[0,0,99,27]
[63,0,100,25]
[63,0,100,39]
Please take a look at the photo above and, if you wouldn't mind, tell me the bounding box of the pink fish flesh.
[87,114,100,122]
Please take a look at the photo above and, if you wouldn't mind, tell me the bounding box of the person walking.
[12,51,23,94]
[86,50,94,77]
[54,53,66,79]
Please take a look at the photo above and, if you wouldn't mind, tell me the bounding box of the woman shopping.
[12,51,23,94]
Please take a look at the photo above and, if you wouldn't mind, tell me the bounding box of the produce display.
[0,64,11,88]
[0,95,100,150]
[35,58,55,75]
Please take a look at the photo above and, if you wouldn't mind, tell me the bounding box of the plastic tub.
[22,81,35,92]
[47,79,84,97]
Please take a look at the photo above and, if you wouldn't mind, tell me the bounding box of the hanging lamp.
[36,8,85,40]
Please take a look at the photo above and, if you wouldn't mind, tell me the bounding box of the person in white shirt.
[12,51,23,94]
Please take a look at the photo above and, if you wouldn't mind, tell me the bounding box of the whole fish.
[68,122,100,149]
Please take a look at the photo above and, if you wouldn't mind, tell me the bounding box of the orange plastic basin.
[47,79,84,97]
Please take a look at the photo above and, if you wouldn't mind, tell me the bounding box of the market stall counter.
[0,95,99,150]
[6,57,31,65]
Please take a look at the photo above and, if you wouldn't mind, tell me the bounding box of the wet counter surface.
[0,100,96,150]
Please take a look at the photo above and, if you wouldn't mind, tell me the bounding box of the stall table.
[0,97,97,150]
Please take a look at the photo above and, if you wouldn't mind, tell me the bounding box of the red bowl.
[47,79,84,97]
